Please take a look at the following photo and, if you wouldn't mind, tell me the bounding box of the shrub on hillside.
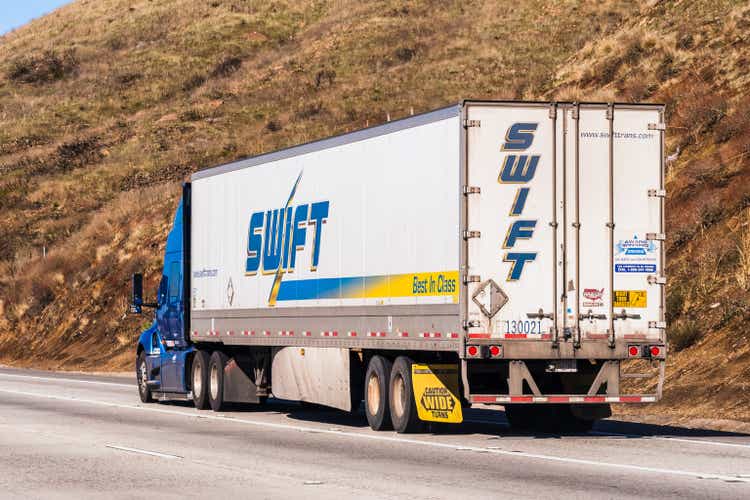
[7,49,79,84]
[669,319,702,352]
[210,56,242,78]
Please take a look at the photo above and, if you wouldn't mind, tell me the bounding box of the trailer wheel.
[208,350,229,412]
[364,355,393,431]
[389,356,423,433]
[191,350,210,410]
[136,351,153,403]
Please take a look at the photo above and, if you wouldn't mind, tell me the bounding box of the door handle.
[526,309,553,320]
[614,309,641,320]
[579,310,607,321]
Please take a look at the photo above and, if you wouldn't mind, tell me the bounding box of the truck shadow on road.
[220,399,750,440]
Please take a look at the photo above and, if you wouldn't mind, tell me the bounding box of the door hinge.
[463,185,481,195]
[648,321,667,329]
[571,104,579,120]
[606,103,614,120]
[647,275,667,285]
[463,230,481,239]
[648,188,667,198]
[464,274,481,284]
[463,119,481,128]
[648,122,666,131]
[548,103,557,119]
[646,232,666,241]
[463,319,481,329]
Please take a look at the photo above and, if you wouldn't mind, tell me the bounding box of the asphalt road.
[1,366,749,499]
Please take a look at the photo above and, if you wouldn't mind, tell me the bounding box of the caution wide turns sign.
[411,364,463,424]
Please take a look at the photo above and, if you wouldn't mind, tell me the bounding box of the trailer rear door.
[463,102,665,346]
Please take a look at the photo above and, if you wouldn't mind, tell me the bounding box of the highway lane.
[1,366,749,499]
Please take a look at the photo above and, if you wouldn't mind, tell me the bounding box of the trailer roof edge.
[191,104,461,181]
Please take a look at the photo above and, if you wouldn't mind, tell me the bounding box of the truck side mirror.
[131,273,143,314]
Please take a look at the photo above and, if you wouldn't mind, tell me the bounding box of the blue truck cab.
[133,184,193,403]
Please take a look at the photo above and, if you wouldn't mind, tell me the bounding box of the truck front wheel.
[191,350,210,410]
[208,350,229,412]
[364,355,393,431]
[136,352,153,403]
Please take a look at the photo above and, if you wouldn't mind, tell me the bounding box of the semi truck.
[131,100,667,433]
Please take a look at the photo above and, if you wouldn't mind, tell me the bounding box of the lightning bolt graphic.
[268,170,303,306]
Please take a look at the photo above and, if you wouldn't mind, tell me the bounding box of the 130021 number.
[503,320,542,334]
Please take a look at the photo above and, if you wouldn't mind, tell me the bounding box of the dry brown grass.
[1,0,750,424]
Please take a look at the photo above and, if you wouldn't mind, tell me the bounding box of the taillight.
[489,345,502,358]
[649,345,664,358]
[628,345,640,357]
[467,345,480,358]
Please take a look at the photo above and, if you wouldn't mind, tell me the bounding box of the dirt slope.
[0,0,748,424]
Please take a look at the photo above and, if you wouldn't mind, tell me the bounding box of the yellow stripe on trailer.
[411,364,463,424]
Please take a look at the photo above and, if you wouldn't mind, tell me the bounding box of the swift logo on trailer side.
[244,171,330,306]
[498,123,539,281]
[243,171,459,307]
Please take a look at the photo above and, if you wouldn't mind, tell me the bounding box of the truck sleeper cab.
[133,100,667,433]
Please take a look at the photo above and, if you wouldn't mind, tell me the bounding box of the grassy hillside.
[0,0,748,424]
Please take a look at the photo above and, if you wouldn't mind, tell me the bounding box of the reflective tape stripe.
[470,395,654,404]
[468,333,490,339]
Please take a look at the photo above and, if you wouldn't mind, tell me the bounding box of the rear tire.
[364,355,393,431]
[208,350,229,412]
[136,352,153,403]
[191,350,210,410]
[389,356,424,433]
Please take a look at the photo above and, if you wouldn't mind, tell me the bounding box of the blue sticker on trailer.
[615,264,657,273]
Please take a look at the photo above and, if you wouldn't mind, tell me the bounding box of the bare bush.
[7,48,79,84]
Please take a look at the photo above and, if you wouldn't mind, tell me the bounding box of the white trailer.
[185,100,666,432]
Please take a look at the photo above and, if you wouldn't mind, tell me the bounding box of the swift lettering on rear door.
[498,122,538,281]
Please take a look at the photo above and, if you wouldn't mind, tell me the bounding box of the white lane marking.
[590,431,750,450]
[470,420,750,450]
[106,444,182,459]
[0,372,132,388]
[1,388,749,484]
[4,372,749,453]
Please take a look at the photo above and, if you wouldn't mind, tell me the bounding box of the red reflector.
[650,346,661,356]
[628,346,639,357]
[489,345,501,357]
[467,346,479,357]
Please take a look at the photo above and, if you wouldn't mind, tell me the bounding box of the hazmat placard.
[612,290,647,308]
[411,364,463,423]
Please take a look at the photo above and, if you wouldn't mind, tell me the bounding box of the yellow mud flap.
[411,364,463,424]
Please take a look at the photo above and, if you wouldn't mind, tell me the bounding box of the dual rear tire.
[364,355,423,433]
[192,349,228,411]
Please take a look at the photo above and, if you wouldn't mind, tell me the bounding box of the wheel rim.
[139,361,148,394]
[192,360,202,399]
[392,373,406,418]
[366,372,380,416]
[209,363,219,400]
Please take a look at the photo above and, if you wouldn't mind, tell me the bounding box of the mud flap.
[412,364,463,424]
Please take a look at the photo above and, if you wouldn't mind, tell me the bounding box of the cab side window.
[168,261,181,304]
